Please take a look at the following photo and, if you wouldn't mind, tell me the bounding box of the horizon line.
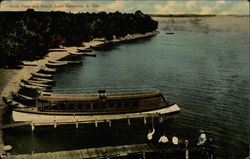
[0,10,249,16]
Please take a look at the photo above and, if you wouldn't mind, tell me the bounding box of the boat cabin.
[36,91,168,114]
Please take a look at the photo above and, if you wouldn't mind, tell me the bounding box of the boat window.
[93,103,99,109]
[100,103,106,109]
[38,106,43,111]
[51,105,58,110]
[69,103,75,111]
[44,106,49,111]
[60,103,67,110]
[132,101,138,107]
[86,103,91,110]
[42,102,50,107]
[77,103,84,110]
[116,102,122,108]
[124,101,130,108]
[108,102,115,109]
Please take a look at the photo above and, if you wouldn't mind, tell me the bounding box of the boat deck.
[38,91,162,101]
[1,104,180,129]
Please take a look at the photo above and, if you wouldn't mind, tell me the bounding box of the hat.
[159,135,169,143]
[199,129,205,134]
[172,136,178,145]
[200,133,206,139]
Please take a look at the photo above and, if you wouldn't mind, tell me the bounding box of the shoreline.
[0,30,158,156]
[85,31,158,48]
[0,30,158,97]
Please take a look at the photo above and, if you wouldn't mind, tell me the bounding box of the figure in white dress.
[147,128,155,140]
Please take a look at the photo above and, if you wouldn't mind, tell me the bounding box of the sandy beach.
[0,48,71,156]
[0,30,158,97]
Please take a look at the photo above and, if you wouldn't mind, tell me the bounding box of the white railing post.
[31,122,35,131]
[95,120,98,127]
[76,120,79,128]
[54,120,57,128]
[108,120,112,128]
[159,115,163,123]
[144,116,147,124]
[128,118,131,126]
[185,140,189,159]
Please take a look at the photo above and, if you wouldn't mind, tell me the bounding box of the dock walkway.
[6,143,188,159]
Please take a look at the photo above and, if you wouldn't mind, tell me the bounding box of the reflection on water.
[3,16,250,159]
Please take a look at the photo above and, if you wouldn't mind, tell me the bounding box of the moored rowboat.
[45,61,68,68]
[22,79,55,85]
[22,80,53,89]
[48,60,65,63]
[69,52,96,57]
[31,72,53,79]
[49,60,82,64]
[20,82,46,91]
[11,92,35,101]
[2,97,28,108]
[77,48,92,52]
[49,48,67,52]
[2,96,13,104]
[30,77,55,83]
[40,66,57,73]
[67,60,83,64]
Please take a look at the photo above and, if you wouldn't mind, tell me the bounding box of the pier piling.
[185,140,189,159]
[31,123,35,131]
[128,118,131,126]
[95,120,98,127]
[144,117,147,124]
[108,120,111,128]
[76,120,79,128]
[54,120,57,128]
[159,116,163,123]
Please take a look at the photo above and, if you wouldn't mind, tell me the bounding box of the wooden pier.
[6,143,189,159]
[0,114,169,130]
[0,122,32,129]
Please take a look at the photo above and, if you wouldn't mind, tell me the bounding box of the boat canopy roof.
[38,91,162,102]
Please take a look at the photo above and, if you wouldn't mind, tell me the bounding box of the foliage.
[0,10,158,67]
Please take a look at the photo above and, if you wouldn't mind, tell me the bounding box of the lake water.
[3,16,250,159]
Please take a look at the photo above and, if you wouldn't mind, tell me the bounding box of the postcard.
[0,1,249,159]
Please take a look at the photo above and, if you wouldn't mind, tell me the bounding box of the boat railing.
[48,86,160,96]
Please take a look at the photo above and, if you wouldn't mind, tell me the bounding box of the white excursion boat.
[11,90,181,122]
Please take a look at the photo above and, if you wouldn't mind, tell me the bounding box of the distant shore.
[148,14,249,17]
[148,14,216,17]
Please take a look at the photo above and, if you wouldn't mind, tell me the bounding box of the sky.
[0,0,249,15]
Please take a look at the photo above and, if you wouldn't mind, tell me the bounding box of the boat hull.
[12,104,180,122]
[77,48,92,52]
[31,73,53,79]
[69,52,96,57]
